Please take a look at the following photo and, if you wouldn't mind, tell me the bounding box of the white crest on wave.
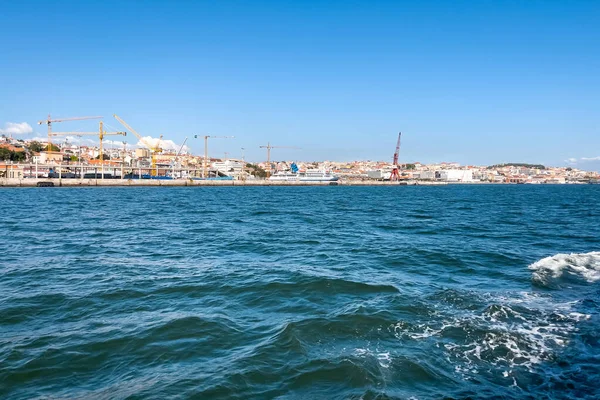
[391,291,591,381]
[529,252,600,283]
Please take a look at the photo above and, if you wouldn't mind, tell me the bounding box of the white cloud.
[137,136,190,153]
[100,140,122,147]
[60,136,87,144]
[27,136,97,146]
[566,156,600,164]
[50,136,95,145]
[28,137,50,143]
[0,122,34,135]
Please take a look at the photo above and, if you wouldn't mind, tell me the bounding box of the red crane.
[390,132,401,181]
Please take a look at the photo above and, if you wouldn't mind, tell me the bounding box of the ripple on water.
[1,186,599,399]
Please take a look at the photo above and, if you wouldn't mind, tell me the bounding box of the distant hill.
[488,163,546,170]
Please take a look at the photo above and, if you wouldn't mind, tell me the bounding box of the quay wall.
[0,178,335,187]
[0,178,451,187]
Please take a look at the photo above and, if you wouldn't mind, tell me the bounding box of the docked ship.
[269,163,339,182]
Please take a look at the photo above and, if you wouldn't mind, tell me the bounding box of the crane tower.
[390,132,402,181]
[259,142,299,178]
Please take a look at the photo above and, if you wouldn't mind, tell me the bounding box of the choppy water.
[1,185,599,399]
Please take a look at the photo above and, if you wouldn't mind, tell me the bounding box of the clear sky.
[1,0,599,169]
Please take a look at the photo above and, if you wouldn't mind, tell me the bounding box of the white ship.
[269,163,339,182]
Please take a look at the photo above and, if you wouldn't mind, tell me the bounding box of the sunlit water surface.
[1,185,599,399]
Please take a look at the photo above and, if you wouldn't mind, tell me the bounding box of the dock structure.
[0,178,342,187]
[0,177,451,187]
[0,162,336,186]
[0,163,451,187]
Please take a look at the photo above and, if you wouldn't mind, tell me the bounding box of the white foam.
[529,251,600,284]
[568,312,591,321]
[392,291,590,378]
[353,347,393,368]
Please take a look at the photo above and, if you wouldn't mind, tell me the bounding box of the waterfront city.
[2,1,600,399]
[1,134,598,185]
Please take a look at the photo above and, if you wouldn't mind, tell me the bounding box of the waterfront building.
[33,151,63,164]
[212,159,244,177]
[135,148,150,158]
[0,164,23,179]
[435,170,474,182]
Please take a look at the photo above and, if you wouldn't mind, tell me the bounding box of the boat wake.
[529,251,600,288]
[393,291,588,380]
[387,253,599,392]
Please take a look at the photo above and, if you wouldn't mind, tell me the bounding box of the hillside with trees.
[487,163,546,170]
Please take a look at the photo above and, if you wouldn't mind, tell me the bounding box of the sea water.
[1,185,599,399]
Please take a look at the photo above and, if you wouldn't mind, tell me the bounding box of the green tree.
[27,141,45,153]
[488,163,545,170]
[46,143,61,152]
[0,148,25,162]
[11,151,25,162]
[0,148,10,160]
[246,163,267,178]
[404,163,416,170]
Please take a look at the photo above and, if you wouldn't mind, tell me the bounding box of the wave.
[392,290,591,384]
[529,252,600,288]
[224,275,400,300]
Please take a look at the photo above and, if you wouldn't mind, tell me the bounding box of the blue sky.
[1,0,599,169]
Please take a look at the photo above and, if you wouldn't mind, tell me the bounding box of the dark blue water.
[1,185,599,399]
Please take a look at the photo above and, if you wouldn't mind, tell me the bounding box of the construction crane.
[390,132,402,181]
[121,141,128,179]
[240,147,246,180]
[259,142,300,178]
[194,135,234,178]
[113,115,163,176]
[171,137,188,177]
[38,115,103,153]
[176,137,188,158]
[50,121,126,163]
[153,135,163,176]
[97,122,127,162]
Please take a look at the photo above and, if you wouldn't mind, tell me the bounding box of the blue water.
[1,185,599,399]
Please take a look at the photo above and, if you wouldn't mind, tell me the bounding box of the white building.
[413,171,436,180]
[135,148,150,158]
[212,159,244,176]
[33,151,63,164]
[436,170,474,182]
[366,169,392,180]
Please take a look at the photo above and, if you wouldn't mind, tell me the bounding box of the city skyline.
[2,121,599,171]
[1,0,599,170]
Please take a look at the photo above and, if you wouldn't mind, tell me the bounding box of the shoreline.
[0,178,591,187]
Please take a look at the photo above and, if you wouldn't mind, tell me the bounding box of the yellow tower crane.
[259,142,300,178]
[51,122,125,177]
[113,115,163,176]
[153,135,163,176]
[38,115,103,153]
[52,121,126,162]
